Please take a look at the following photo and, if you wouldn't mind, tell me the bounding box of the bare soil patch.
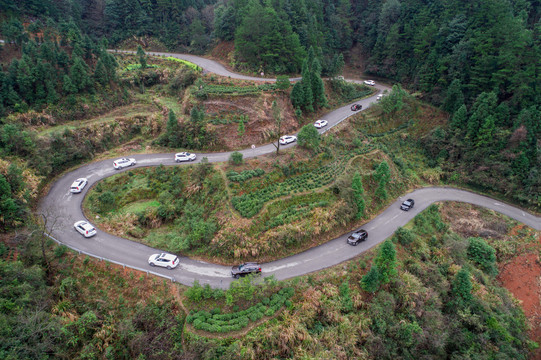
[498,248,541,360]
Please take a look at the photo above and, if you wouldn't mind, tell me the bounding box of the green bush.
[229,151,243,165]
[395,227,416,246]
[467,237,498,276]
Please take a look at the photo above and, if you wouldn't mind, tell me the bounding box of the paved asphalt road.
[39,52,541,289]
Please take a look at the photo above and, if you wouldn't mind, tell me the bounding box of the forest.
[0,0,540,358]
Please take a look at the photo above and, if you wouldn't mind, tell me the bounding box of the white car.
[70,178,88,193]
[279,135,297,145]
[113,158,136,169]
[148,253,179,269]
[314,120,328,129]
[364,80,376,86]
[175,152,196,162]
[74,220,97,238]
[376,94,383,101]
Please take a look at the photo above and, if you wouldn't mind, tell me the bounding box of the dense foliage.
[0,239,184,360]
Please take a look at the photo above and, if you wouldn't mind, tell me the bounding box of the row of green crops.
[231,145,375,217]
[186,288,294,333]
[264,200,329,230]
[165,57,202,72]
[203,83,277,96]
[227,169,265,183]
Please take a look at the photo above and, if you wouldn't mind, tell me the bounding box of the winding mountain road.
[39,52,541,289]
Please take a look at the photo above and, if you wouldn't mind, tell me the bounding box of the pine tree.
[450,104,467,130]
[476,115,496,148]
[62,75,77,94]
[137,45,147,69]
[290,81,305,109]
[442,79,464,114]
[452,268,472,307]
[361,265,381,293]
[69,56,92,92]
[165,109,180,147]
[351,171,365,219]
[374,239,397,284]
[94,57,109,85]
[467,92,497,139]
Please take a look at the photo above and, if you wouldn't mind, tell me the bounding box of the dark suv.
[231,263,261,278]
[400,199,415,211]
[347,229,368,246]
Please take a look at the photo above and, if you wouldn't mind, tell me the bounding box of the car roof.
[159,253,177,261]
[76,221,94,230]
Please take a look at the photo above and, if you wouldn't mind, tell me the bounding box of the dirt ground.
[498,237,541,360]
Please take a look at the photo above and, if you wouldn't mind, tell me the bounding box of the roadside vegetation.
[1,202,537,358]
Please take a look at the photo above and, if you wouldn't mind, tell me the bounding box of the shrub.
[395,227,416,246]
[467,237,498,276]
[229,151,243,165]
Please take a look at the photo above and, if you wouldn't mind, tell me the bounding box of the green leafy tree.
[297,124,320,150]
[229,151,243,165]
[374,239,397,284]
[351,171,366,219]
[164,109,180,147]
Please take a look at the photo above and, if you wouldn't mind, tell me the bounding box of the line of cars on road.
[346,198,415,246]
[68,91,389,278]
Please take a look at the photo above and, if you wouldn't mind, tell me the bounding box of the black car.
[400,199,415,211]
[351,104,362,111]
[347,229,368,246]
[231,262,261,278]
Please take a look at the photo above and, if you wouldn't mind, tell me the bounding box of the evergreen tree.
[276,75,291,90]
[62,75,77,94]
[69,56,92,92]
[451,268,472,307]
[476,115,496,148]
[339,280,354,313]
[165,109,180,147]
[450,104,467,130]
[290,82,305,109]
[237,118,245,137]
[137,45,147,69]
[361,265,381,293]
[374,239,397,284]
[442,79,464,114]
[94,57,109,85]
[351,171,365,219]
[271,100,283,155]
[467,92,497,139]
